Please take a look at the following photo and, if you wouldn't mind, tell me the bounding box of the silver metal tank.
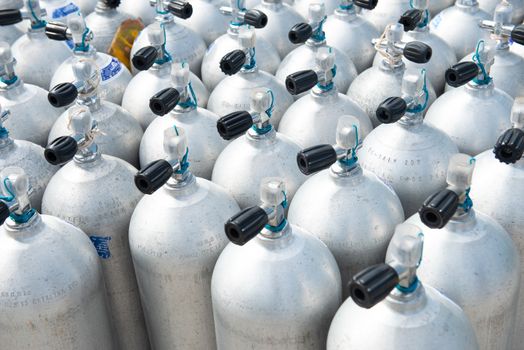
[200,0,280,91]
[47,13,132,105]
[358,69,459,216]
[130,126,239,350]
[327,223,480,350]
[0,23,24,45]
[207,27,293,128]
[122,23,208,130]
[479,0,524,23]
[0,42,60,146]
[0,0,25,44]
[130,0,207,77]
[278,47,372,148]
[42,106,150,350]
[293,0,338,19]
[174,0,228,46]
[288,115,405,297]
[348,23,437,127]
[409,153,520,350]
[0,166,116,350]
[360,0,410,33]
[120,0,155,25]
[47,59,143,166]
[140,62,226,179]
[429,0,455,16]
[211,178,342,349]
[212,87,306,209]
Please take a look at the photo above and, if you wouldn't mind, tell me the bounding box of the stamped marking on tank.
[100,58,123,84]
[430,13,442,30]
[90,236,112,259]
[51,3,80,19]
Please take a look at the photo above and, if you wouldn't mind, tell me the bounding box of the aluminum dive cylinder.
[278,47,371,147]
[327,223,480,350]
[211,178,342,349]
[120,0,156,25]
[360,0,410,33]
[0,0,25,44]
[479,0,524,23]
[410,153,520,350]
[358,69,459,216]
[174,0,229,46]
[288,115,404,297]
[42,106,150,350]
[293,0,339,18]
[429,0,455,15]
[47,59,143,166]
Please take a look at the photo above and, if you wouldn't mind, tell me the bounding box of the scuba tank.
[288,115,405,297]
[42,106,150,350]
[130,126,239,350]
[276,3,357,97]
[323,0,379,73]
[361,0,410,33]
[40,0,80,22]
[131,0,206,77]
[470,98,524,349]
[278,47,371,148]
[212,88,306,209]
[253,0,305,59]
[429,0,491,59]
[429,0,455,15]
[479,0,524,23]
[123,23,208,130]
[327,223,480,350]
[0,0,72,89]
[174,0,229,46]
[201,0,280,91]
[47,59,143,166]
[85,0,133,54]
[120,0,155,25]
[0,104,57,210]
[426,42,513,155]
[0,42,61,146]
[358,69,459,216]
[0,167,116,350]
[46,13,132,105]
[410,153,520,350]
[0,0,24,45]
[348,23,436,127]
[292,0,339,19]
[207,27,293,128]
[140,62,226,179]
[211,178,342,349]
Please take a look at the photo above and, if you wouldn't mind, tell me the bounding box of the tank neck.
[0,76,24,92]
[455,0,480,11]
[385,282,428,313]
[261,0,282,5]
[465,80,495,96]
[447,209,477,232]
[73,144,101,164]
[165,171,198,195]
[0,130,13,149]
[77,91,102,112]
[72,48,97,59]
[378,57,405,72]
[174,83,198,113]
[398,112,424,126]
[246,125,276,142]
[4,211,42,236]
[259,220,291,240]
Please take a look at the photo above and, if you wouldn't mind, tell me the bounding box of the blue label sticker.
[65,39,74,50]
[90,236,112,259]
[52,3,80,19]
[100,58,123,82]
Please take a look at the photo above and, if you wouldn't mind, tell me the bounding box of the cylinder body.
[360,0,411,33]
[85,8,133,54]
[175,0,228,46]
[120,0,156,25]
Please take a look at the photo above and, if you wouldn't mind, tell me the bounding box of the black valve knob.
[225,206,269,246]
[217,111,253,140]
[45,136,78,165]
[0,201,10,225]
[285,70,318,95]
[135,160,174,194]
[297,145,337,175]
[445,62,479,87]
[376,97,407,124]
[288,23,313,44]
[399,9,423,32]
[419,189,459,229]
[48,83,78,108]
[0,9,22,26]
[45,21,69,41]
[102,0,120,8]
[494,128,524,164]
[349,264,400,309]
[149,88,180,116]
[220,50,246,75]
[243,9,268,28]
[403,41,432,64]
[167,0,193,19]
[132,46,158,71]
[354,0,378,10]
[511,24,524,46]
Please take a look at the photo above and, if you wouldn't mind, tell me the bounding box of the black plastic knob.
[349,264,400,309]
[167,0,193,19]
[102,0,120,8]
[403,41,432,64]
[220,50,246,75]
[288,23,313,44]
[48,83,78,108]
[399,9,423,32]
[419,189,459,229]
[376,97,407,124]
[285,70,318,95]
[45,21,69,41]
[445,62,479,87]
[132,46,157,71]
[0,201,10,225]
[494,128,524,164]
[217,111,253,140]
[134,160,174,194]
[0,9,22,26]
[297,145,337,175]
[243,9,268,28]
[225,206,269,246]
[149,88,180,116]
[45,136,78,165]
[354,0,378,10]
[511,24,524,46]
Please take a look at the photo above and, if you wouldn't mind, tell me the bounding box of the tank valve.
[372,23,432,65]
[219,0,267,28]
[494,98,524,164]
[0,42,18,87]
[445,41,494,87]
[219,27,258,75]
[0,1,46,28]
[46,14,94,53]
[288,3,326,44]
[152,0,193,20]
[353,0,378,10]
[399,9,423,31]
[285,47,336,95]
[0,167,36,226]
[479,2,524,46]
[150,88,181,116]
